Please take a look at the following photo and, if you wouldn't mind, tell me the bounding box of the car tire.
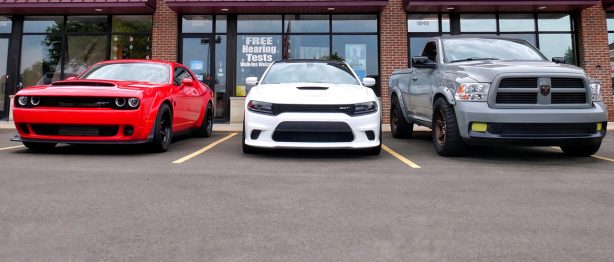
[390,98,413,139]
[432,97,465,157]
[23,142,56,151]
[560,143,601,157]
[194,103,213,138]
[150,103,173,152]
[242,120,257,154]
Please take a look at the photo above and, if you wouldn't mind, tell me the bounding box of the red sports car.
[12,60,214,152]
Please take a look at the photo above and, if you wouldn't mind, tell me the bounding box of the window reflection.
[67,16,107,33]
[332,35,379,94]
[538,14,571,31]
[284,15,329,33]
[238,15,282,33]
[65,35,106,77]
[538,34,574,64]
[332,15,377,33]
[0,16,12,33]
[24,16,63,33]
[182,15,213,33]
[286,35,329,59]
[112,15,152,33]
[460,14,496,32]
[500,14,535,32]
[408,14,440,33]
[20,35,62,87]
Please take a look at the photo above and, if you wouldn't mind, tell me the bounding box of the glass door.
[182,35,227,121]
[0,37,8,118]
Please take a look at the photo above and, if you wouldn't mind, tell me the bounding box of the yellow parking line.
[172,133,238,164]
[592,155,614,163]
[0,145,24,151]
[382,144,421,169]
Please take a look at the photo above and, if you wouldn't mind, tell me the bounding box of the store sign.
[240,36,277,68]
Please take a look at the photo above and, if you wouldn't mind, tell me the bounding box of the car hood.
[15,80,162,97]
[247,83,376,104]
[442,60,587,83]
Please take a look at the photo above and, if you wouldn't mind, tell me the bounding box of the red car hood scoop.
[51,81,116,87]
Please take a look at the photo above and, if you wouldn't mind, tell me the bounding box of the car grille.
[272,121,354,142]
[495,77,588,106]
[35,97,127,109]
[272,104,354,115]
[486,123,598,137]
[31,124,119,137]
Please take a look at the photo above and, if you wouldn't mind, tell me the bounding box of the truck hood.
[15,80,161,97]
[442,60,587,83]
[247,83,376,104]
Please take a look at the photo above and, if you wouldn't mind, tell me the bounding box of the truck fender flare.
[390,88,413,124]
[434,86,456,106]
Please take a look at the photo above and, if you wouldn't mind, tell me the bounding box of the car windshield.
[260,62,360,85]
[79,63,170,84]
[443,38,545,63]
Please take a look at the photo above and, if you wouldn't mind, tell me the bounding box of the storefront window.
[19,15,152,89]
[284,15,328,33]
[238,15,282,33]
[460,14,496,32]
[236,35,283,96]
[182,15,213,33]
[332,15,377,33]
[20,35,62,87]
[0,16,12,34]
[332,34,379,86]
[408,13,576,66]
[286,35,329,59]
[23,16,63,33]
[605,13,614,79]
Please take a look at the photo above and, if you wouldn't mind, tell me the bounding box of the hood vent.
[296,86,329,90]
[51,81,116,87]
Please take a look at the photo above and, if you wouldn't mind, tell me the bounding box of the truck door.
[411,41,438,119]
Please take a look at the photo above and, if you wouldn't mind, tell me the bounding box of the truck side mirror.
[412,56,436,69]
[552,57,566,64]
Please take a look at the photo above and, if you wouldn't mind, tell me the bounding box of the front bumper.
[12,107,155,143]
[454,101,608,146]
[244,110,381,149]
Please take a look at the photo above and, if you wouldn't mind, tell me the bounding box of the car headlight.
[353,101,378,115]
[17,96,29,107]
[455,83,490,102]
[590,81,602,102]
[247,100,274,115]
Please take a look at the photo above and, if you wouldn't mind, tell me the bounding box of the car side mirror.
[181,78,194,86]
[65,76,76,81]
[412,56,436,68]
[362,77,376,87]
[246,77,258,86]
[552,57,566,64]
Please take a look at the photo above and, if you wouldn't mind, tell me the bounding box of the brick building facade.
[1,0,613,123]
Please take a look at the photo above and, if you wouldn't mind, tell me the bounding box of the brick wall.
[152,0,178,61]
[578,2,614,121]
[379,0,407,124]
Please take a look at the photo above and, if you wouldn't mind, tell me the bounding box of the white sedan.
[242,60,381,155]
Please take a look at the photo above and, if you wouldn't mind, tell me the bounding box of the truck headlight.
[353,101,378,116]
[247,100,274,115]
[590,81,602,102]
[455,83,490,102]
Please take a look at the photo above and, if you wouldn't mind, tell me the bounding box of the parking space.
[1,129,614,260]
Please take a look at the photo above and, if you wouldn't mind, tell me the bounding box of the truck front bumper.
[454,102,608,146]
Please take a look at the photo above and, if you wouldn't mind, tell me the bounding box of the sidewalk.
[2,121,612,132]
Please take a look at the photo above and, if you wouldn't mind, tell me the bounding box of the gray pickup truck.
[389,36,608,156]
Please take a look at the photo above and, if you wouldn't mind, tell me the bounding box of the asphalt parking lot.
[1,129,614,261]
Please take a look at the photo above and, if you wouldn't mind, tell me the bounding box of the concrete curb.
[1,121,612,132]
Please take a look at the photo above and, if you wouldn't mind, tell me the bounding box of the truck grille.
[31,124,119,137]
[272,104,354,115]
[272,121,354,143]
[495,77,588,106]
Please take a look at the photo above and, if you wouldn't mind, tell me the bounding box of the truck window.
[422,42,437,63]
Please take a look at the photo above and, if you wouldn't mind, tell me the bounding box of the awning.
[165,0,388,14]
[404,0,599,12]
[0,0,156,15]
